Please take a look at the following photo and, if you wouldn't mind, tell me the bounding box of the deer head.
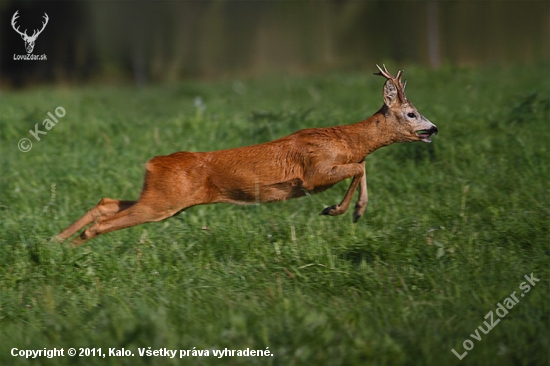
[11,11,49,54]
[375,64,438,143]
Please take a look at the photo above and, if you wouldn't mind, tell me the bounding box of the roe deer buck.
[56,65,438,246]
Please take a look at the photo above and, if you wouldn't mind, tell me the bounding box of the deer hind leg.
[58,153,210,247]
[316,163,365,217]
[55,198,136,242]
[70,201,180,247]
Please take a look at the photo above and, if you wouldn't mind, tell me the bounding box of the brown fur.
[55,65,438,246]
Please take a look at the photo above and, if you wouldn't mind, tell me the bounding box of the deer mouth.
[415,127,438,143]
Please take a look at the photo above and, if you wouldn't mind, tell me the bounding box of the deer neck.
[341,107,399,160]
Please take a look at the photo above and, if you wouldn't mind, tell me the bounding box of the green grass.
[0,64,549,366]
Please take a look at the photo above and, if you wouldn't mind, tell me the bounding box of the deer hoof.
[320,205,340,216]
[353,212,362,223]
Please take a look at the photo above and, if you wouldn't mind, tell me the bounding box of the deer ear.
[383,80,399,107]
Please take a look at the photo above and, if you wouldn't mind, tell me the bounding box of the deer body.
[56,66,438,246]
[151,123,372,204]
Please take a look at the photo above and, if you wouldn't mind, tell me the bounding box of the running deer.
[56,65,438,246]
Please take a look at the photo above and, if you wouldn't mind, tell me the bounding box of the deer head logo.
[11,10,49,54]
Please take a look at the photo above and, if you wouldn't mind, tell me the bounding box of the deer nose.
[429,125,438,135]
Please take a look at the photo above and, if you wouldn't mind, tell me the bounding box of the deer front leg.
[353,167,368,223]
[316,163,364,217]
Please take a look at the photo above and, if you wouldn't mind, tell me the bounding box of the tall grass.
[0,64,548,365]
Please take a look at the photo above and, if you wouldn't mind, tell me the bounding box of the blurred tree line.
[1,0,548,87]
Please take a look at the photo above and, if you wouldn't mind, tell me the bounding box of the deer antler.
[11,11,28,38]
[29,13,49,40]
[374,64,407,101]
[11,11,48,41]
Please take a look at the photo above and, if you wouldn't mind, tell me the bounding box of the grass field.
[0,64,549,365]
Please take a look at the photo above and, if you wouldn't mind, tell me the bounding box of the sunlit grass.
[0,65,549,365]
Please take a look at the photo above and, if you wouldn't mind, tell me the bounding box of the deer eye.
[407,112,416,119]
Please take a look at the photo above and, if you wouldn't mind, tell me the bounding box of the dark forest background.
[1,1,549,87]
